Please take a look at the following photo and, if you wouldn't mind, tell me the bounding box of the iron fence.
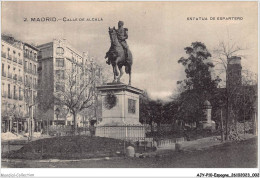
[95,125,145,140]
[48,125,90,136]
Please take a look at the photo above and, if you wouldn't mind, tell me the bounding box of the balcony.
[25,81,31,88]
[33,84,38,89]
[8,94,12,99]
[1,52,6,58]
[2,92,7,98]
[19,95,23,100]
[8,73,12,79]
[14,95,18,100]
[13,57,18,63]
[18,76,23,82]
[2,71,6,77]
[7,55,12,61]
[13,74,17,80]
[18,59,23,65]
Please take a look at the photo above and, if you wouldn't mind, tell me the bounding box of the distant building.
[212,56,257,131]
[37,39,103,130]
[23,43,40,132]
[1,35,25,133]
[1,35,41,134]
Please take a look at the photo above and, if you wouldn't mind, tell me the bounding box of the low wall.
[156,137,186,148]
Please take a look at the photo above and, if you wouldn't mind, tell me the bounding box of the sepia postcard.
[1,1,259,178]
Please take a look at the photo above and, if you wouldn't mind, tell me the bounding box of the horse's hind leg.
[112,65,117,83]
[128,66,131,85]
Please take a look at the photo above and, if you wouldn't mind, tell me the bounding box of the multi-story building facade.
[1,35,25,133]
[1,35,40,134]
[37,39,101,129]
[23,43,40,132]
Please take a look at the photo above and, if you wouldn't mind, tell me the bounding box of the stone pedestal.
[201,100,215,130]
[95,83,145,140]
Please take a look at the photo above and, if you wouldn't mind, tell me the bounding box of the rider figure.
[106,21,129,65]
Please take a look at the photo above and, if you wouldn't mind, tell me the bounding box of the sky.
[2,2,258,100]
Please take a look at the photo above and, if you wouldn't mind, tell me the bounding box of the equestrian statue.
[105,21,133,85]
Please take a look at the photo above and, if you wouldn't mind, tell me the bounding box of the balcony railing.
[18,59,23,65]
[1,52,6,58]
[13,57,18,63]
[19,95,23,100]
[8,73,12,79]
[8,93,12,99]
[7,55,12,61]
[25,82,31,87]
[14,95,18,100]
[18,76,23,82]
[33,84,38,89]
[13,74,17,80]
[2,71,6,77]
[2,92,7,98]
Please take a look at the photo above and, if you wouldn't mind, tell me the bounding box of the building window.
[19,87,21,98]
[8,84,11,98]
[34,53,37,60]
[2,63,4,74]
[7,65,10,75]
[25,61,28,70]
[56,83,65,92]
[56,58,65,67]
[128,99,136,114]
[56,70,65,80]
[13,85,16,98]
[34,64,37,74]
[2,83,5,97]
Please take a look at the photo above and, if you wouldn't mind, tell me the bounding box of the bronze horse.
[105,27,133,85]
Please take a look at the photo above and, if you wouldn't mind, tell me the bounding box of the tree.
[176,42,220,126]
[139,90,150,125]
[213,40,250,140]
[139,92,164,133]
[54,67,96,135]
[178,42,219,92]
[24,86,38,138]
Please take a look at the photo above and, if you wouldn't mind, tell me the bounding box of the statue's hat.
[118,21,124,26]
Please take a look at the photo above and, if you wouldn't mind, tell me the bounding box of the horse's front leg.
[117,66,123,83]
[114,57,121,76]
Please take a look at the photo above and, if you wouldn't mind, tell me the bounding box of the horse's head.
[108,27,118,44]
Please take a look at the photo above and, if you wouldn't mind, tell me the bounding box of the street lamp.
[55,108,60,125]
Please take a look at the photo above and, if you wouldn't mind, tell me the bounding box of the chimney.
[227,56,242,88]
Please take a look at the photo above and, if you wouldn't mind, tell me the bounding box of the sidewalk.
[2,134,256,163]
[155,134,256,154]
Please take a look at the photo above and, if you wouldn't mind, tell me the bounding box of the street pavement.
[1,134,257,168]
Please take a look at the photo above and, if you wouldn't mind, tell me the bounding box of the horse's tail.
[125,65,131,74]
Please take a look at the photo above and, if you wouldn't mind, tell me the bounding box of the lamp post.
[55,108,60,124]
[219,99,224,142]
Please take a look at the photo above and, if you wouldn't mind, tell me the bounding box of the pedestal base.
[201,121,216,130]
[95,125,145,141]
[96,83,145,141]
